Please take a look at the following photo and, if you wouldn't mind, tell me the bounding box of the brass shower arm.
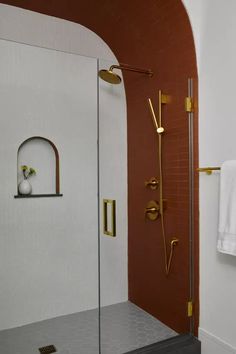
[109,65,153,77]
[99,63,153,84]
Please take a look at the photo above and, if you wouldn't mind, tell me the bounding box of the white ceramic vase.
[18,179,32,195]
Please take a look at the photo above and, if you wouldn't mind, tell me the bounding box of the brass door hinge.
[185,97,194,112]
[187,301,193,317]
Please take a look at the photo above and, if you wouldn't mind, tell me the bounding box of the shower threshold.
[127,333,201,354]
[0,301,181,354]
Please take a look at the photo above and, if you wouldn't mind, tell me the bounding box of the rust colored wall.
[1,0,199,334]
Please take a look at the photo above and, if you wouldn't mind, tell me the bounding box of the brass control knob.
[145,200,160,220]
[145,177,159,190]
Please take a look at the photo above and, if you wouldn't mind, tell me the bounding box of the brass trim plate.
[145,177,159,190]
[103,199,116,237]
[145,200,160,221]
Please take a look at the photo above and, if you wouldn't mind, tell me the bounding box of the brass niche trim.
[17,136,61,194]
[103,199,116,237]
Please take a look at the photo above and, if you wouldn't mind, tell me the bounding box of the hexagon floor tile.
[0,301,177,354]
[100,302,177,353]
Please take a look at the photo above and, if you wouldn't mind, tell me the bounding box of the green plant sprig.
[21,165,36,180]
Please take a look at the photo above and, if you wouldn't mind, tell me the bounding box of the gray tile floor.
[0,301,177,354]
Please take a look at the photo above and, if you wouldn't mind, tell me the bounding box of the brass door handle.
[103,199,116,237]
[145,177,159,190]
[145,200,160,220]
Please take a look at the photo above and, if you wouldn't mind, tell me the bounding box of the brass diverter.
[145,200,160,221]
[145,177,159,190]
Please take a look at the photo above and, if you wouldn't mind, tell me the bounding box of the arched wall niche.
[2,0,199,334]
[16,136,62,197]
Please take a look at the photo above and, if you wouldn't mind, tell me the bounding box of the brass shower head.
[98,68,122,84]
[98,64,153,84]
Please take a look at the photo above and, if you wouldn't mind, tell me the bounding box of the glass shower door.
[0,39,99,354]
[98,58,129,354]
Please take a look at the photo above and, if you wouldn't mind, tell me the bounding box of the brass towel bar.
[197,167,221,175]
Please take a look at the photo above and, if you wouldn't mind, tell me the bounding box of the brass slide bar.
[147,91,179,276]
[197,167,221,175]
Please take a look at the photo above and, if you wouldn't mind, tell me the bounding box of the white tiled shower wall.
[0,4,127,330]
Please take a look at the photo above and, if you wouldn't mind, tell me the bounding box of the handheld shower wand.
[148,98,164,134]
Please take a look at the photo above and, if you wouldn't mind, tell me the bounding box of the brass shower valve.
[145,200,160,221]
[145,177,159,190]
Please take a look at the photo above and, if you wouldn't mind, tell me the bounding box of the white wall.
[183,1,236,353]
[0,4,128,329]
[0,4,114,60]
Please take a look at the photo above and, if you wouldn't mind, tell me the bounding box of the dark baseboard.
[126,334,201,354]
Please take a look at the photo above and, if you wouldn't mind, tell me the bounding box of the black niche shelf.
[14,194,63,199]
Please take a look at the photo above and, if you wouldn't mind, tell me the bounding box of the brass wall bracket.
[145,177,159,190]
[161,93,171,104]
[145,200,160,221]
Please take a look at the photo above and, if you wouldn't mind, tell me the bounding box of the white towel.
[218,160,236,255]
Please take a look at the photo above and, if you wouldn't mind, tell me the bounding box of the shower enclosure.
[98,58,197,353]
[0,39,197,354]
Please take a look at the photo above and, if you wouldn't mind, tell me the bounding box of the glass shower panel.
[98,58,129,354]
[0,40,99,354]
